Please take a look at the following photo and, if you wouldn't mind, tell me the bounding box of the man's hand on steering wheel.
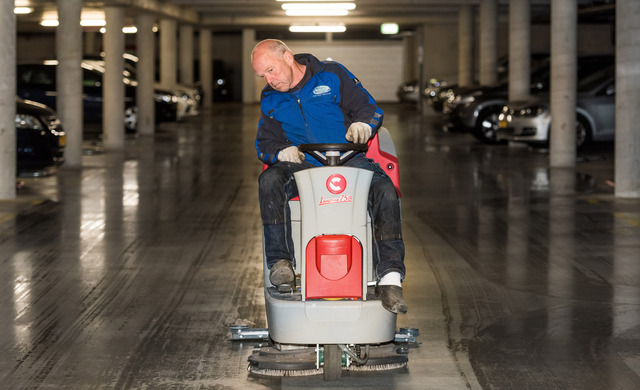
[278,145,305,164]
[346,122,372,144]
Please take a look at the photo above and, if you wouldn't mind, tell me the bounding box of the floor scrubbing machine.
[246,128,413,380]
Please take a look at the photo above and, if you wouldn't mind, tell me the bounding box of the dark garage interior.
[1,1,639,389]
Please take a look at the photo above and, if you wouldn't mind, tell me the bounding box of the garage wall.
[287,40,404,102]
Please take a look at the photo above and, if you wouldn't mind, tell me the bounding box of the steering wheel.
[298,143,368,166]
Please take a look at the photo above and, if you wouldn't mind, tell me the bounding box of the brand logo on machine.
[319,194,353,206]
[326,174,346,194]
[319,174,350,205]
[313,85,331,96]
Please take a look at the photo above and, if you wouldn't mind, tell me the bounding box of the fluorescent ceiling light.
[40,19,59,27]
[289,24,347,33]
[281,2,356,10]
[286,9,349,16]
[99,27,137,34]
[14,7,33,14]
[381,23,399,35]
[41,19,107,27]
[80,19,106,27]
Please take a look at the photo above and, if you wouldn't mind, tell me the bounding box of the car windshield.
[578,65,615,92]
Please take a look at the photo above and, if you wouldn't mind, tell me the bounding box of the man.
[252,39,407,314]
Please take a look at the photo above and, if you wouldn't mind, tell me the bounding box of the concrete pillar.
[103,7,125,151]
[458,5,474,87]
[56,0,83,168]
[0,0,16,199]
[160,18,177,87]
[549,0,577,168]
[199,28,213,109]
[615,0,640,197]
[242,28,256,104]
[479,0,498,86]
[416,25,425,113]
[137,13,155,136]
[179,24,194,85]
[508,0,530,102]
[402,33,416,83]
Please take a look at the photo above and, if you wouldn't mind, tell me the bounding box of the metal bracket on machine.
[230,325,419,343]
[229,325,269,341]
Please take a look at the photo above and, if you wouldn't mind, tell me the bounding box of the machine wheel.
[323,345,342,381]
[473,106,507,144]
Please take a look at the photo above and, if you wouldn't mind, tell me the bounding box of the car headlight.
[517,105,547,117]
[15,114,44,130]
[154,92,177,104]
[41,115,63,134]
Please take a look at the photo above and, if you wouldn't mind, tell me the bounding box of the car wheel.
[124,106,138,132]
[546,115,592,149]
[473,107,507,144]
[576,115,591,149]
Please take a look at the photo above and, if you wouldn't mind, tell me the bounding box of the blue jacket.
[255,53,383,166]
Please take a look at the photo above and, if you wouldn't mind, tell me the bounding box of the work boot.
[269,259,295,291]
[375,285,408,314]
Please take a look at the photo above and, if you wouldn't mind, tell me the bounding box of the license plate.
[498,120,507,128]
[59,135,66,147]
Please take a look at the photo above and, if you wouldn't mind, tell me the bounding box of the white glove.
[277,145,305,164]
[346,122,372,143]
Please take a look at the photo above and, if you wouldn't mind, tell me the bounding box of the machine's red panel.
[367,133,401,197]
[305,235,362,299]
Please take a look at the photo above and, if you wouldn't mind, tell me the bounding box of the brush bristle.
[248,367,323,377]
[347,362,407,371]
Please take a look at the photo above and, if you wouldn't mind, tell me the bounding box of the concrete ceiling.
[15,0,614,34]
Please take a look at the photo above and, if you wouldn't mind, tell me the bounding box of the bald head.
[251,39,291,63]
[251,39,306,92]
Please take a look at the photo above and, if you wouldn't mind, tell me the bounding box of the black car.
[425,54,550,112]
[16,98,65,171]
[16,61,177,133]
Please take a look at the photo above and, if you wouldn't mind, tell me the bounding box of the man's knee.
[259,167,287,192]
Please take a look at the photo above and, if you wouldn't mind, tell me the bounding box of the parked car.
[83,57,198,122]
[425,54,550,112]
[121,53,201,119]
[396,80,426,103]
[496,65,615,149]
[16,60,178,133]
[16,97,65,171]
[441,55,613,144]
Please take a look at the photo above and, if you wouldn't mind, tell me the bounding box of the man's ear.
[283,51,294,65]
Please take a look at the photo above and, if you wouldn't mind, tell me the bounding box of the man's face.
[252,50,294,92]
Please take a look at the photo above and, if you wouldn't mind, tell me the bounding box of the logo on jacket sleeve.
[313,85,331,96]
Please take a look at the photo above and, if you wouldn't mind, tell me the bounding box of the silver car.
[497,65,615,148]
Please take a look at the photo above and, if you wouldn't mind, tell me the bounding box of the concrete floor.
[1,103,639,389]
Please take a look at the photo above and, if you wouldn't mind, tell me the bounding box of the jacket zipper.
[296,97,313,142]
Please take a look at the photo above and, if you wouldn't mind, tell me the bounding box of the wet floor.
[1,103,639,389]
